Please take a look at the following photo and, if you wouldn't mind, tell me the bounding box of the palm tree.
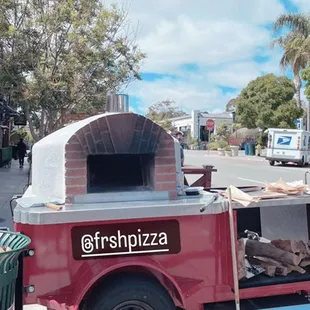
[271,13,310,108]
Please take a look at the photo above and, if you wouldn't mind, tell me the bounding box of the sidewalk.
[0,159,29,229]
[0,161,45,309]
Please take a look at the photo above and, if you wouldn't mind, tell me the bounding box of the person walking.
[16,138,27,168]
[174,131,184,167]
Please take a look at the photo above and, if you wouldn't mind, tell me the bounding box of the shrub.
[208,142,219,150]
[217,140,228,149]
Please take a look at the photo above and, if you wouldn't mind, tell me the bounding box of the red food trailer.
[12,109,310,310]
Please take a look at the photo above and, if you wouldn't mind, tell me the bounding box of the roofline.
[168,115,191,121]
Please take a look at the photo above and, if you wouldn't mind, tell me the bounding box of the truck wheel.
[269,160,275,166]
[87,275,176,310]
[298,157,305,167]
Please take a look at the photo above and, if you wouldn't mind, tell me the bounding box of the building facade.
[169,110,233,142]
[0,101,19,148]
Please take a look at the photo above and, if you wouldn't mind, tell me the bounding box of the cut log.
[275,266,289,276]
[300,259,310,268]
[248,257,276,276]
[296,241,310,256]
[271,240,307,254]
[285,264,306,274]
[237,239,246,280]
[254,256,289,276]
[305,241,310,256]
[255,256,283,267]
[246,240,302,266]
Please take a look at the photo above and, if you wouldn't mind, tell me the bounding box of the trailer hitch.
[200,194,220,213]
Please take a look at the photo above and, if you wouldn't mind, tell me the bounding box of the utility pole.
[308,100,310,131]
[197,112,200,145]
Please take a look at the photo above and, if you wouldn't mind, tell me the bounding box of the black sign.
[71,220,181,260]
[14,115,27,126]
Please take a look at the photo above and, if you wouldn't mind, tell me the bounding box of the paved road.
[184,150,310,187]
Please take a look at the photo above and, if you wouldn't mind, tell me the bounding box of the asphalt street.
[184,150,310,188]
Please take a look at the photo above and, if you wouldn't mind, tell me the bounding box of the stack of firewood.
[238,239,310,279]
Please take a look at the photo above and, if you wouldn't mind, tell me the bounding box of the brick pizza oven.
[30,112,180,205]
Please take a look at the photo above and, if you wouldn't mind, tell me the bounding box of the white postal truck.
[266,128,310,166]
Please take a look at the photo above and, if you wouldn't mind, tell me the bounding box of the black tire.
[299,157,305,167]
[87,275,176,310]
[281,161,286,165]
[269,160,275,166]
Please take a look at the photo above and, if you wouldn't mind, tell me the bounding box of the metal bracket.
[25,249,35,257]
[24,285,35,294]
[10,194,23,217]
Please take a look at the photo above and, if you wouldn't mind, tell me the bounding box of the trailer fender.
[78,262,186,309]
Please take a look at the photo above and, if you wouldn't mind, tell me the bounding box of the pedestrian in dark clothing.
[17,138,27,168]
[174,131,184,167]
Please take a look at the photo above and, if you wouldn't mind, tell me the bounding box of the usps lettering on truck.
[277,136,292,146]
[71,220,181,260]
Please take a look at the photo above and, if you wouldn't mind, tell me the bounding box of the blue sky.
[108,0,310,115]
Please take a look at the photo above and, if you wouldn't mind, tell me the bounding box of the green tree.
[271,13,310,107]
[215,123,231,146]
[0,0,146,141]
[146,100,187,131]
[235,74,304,130]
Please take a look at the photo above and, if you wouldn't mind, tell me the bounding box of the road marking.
[237,177,265,185]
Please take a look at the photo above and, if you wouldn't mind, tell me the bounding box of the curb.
[204,154,267,162]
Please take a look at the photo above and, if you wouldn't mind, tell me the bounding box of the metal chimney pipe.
[106,94,129,113]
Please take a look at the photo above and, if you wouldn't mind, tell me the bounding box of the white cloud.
[206,52,284,89]
[106,0,288,113]
[207,62,267,89]
[291,0,310,11]
[128,77,239,113]
[139,19,271,74]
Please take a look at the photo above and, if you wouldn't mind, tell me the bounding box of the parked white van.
[266,128,310,166]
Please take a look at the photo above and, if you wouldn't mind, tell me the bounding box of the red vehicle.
[12,108,310,310]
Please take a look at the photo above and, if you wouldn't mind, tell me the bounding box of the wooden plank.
[252,191,288,200]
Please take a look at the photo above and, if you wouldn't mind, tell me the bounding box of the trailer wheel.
[269,160,275,166]
[86,275,176,310]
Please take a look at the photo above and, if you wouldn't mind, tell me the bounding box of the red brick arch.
[64,113,177,202]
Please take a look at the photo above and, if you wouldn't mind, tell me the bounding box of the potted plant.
[225,145,232,156]
[217,147,225,156]
[217,140,227,156]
